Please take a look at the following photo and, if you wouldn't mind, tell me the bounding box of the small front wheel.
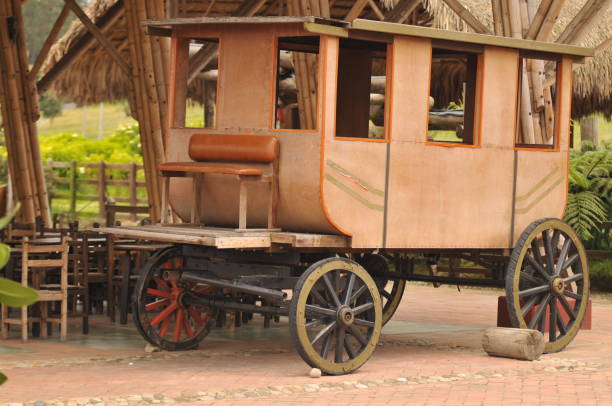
[290,257,382,375]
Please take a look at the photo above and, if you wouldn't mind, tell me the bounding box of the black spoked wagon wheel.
[290,257,382,375]
[359,254,405,326]
[133,247,217,351]
[506,218,590,353]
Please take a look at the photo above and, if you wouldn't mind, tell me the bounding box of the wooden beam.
[64,0,130,73]
[534,0,566,41]
[524,0,552,40]
[555,0,610,45]
[37,0,123,93]
[441,0,493,35]
[383,0,420,23]
[491,0,503,35]
[29,3,70,80]
[367,0,385,20]
[344,0,368,21]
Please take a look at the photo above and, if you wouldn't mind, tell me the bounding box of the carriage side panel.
[385,41,518,249]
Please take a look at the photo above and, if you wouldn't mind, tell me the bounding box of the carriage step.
[180,271,287,301]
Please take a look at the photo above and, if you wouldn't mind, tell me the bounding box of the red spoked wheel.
[133,247,217,350]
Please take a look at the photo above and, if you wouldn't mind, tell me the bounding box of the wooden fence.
[47,160,148,217]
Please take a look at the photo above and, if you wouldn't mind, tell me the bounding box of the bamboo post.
[129,162,138,220]
[491,0,504,35]
[98,160,106,217]
[69,160,77,215]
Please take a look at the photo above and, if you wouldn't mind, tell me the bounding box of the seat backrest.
[21,237,69,289]
[189,134,279,163]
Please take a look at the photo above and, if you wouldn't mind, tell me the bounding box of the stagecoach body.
[103,17,593,375]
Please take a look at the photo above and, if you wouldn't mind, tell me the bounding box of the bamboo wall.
[0,0,50,225]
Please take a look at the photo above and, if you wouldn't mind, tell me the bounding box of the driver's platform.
[99,224,350,250]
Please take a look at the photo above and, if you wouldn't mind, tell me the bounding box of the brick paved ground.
[1,284,611,405]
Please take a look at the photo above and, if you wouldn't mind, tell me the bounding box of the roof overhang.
[143,16,594,61]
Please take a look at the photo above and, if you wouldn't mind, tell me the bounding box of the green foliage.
[565,142,612,245]
[38,124,142,164]
[589,259,612,292]
[39,93,62,121]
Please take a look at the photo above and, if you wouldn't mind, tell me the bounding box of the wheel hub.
[551,278,565,295]
[337,305,354,327]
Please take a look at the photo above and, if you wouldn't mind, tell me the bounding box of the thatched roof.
[40,0,611,118]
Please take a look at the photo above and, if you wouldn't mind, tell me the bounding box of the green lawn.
[38,102,204,138]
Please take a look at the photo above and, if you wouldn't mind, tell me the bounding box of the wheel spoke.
[348,324,369,347]
[182,310,194,338]
[343,273,356,305]
[150,302,178,327]
[320,332,332,359]
[311,321,337,346]
[554,238,572,276]
[145,298,169,311]
[525,254,551,281]
[159,315,171,337]
[562,254,580,273]
[530,239,544,269]
[519,284,549,298]
[549,297,558,342]
[353,301,374,316]
[155,279,171,291]
[564,273,583,284]
[521,294,540,319]
[310,287,330,307]
[558,295,577,321]
[188,306,206,326]
[173,308,185,342]
[322,274,342,308]
[380,289,393,300]
[344,336,357,359]
[543,231,554,274]
[306,318,328,329]
[528,293,550,330]
[550,230,561,258]
[520,270,544,285]
[556,311,567,336]
[349,284,367,304]
[353,318,375,328]
[563,290,582,300]
[335,326,346,363]
[146,288,173,299]
[306,304,336,317]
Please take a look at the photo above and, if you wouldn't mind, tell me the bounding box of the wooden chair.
[1,237,69,342]
[158,133,280,230]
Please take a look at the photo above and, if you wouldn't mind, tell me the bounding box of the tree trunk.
[580,115,599,147]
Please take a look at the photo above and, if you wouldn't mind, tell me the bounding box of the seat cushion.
[189,134,279,163]
[158,162,263,176]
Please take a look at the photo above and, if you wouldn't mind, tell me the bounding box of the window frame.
[333,38,393,143]
[425,45,484,149]
[269,34,322,133]
[169,34,221,130]
[513,54,562,152]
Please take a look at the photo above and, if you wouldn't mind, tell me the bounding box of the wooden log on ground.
[482,327,545,361]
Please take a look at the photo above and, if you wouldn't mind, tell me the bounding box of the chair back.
[21,237,70,292]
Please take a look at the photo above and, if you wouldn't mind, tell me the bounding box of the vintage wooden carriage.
[102,16,593,375]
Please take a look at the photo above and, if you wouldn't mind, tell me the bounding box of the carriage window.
[273,36,319,130]
[515,57,558,149]
[173,38,219,129]
[428,49,480,145]
[335,39,388,140]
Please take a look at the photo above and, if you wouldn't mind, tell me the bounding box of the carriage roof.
[143,16,594,60]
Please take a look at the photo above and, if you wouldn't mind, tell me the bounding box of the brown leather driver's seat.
[158,133,280,230]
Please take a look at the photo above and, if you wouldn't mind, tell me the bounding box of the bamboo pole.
[491,0,503,35]
[524,0,553,40]
[29,3,71,80]
[556,0,610,45]
[535,0,566,41]
[441,0,493,34]
[500,0,512,36]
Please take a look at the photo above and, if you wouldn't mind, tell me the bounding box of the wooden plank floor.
[99,224,350,249]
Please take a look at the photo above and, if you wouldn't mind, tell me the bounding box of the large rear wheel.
[506,218,590,353]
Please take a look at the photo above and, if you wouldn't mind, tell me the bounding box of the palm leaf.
[0,278,38,307]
